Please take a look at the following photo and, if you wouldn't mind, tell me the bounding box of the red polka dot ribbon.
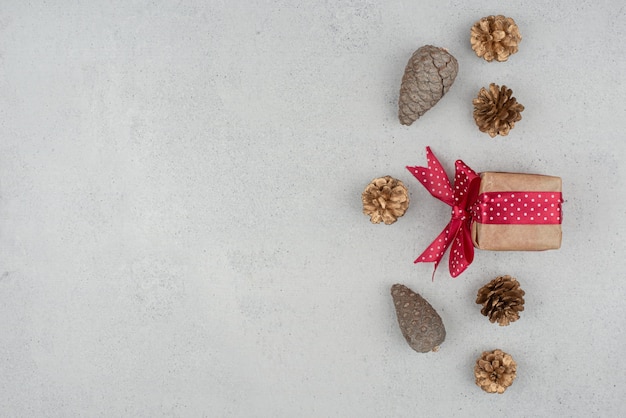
[470,192,562,224]
[407,147,481,278]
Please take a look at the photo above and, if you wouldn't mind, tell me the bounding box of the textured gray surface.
[1,1,625,416]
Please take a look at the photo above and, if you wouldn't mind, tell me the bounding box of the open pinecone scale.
[473,83,524,137]
[474,349,517,393]
[476,275,526,326]
[470,15,522,62]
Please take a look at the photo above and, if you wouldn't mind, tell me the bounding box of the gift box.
[471,172,562,251]
[407,147,563,278]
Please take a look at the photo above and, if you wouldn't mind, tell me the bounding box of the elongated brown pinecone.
[476,275,525,326]
[473,83,524,137]
[391,284,446,353]
[398,45,458,125]
[474,349,517,393]
[470,15,522,62]
[362,176,409,225]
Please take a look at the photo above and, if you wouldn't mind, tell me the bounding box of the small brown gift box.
[471,172,562,251]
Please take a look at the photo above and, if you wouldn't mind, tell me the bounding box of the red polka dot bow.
[407,147,481,278]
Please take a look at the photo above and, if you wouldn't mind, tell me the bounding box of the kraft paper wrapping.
[471,172,562,251]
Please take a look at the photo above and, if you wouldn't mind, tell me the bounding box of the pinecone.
[398,45,458,125]
[390,284,446,353]
[473,83,524,137]
[476,275,525,326]
[474,349,517,393]
[362,176,409,225]
[470,15,522,62]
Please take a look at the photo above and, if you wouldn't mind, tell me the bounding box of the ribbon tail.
[448,223,475,278]
[414,220,456,280]
[406,147,454,206]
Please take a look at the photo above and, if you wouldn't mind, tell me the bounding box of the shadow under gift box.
[470,172,562,251]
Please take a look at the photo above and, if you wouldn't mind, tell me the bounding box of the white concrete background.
[1,1,625,416]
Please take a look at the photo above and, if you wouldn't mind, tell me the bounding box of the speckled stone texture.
[1,1,625,416]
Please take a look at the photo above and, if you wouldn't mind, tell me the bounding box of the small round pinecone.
[474,349,517,394]
[476,275,525,326]
[391,284,446,353]
[398,45,458,125]
[362,176,409,225]
[470,15,522,62]
[473,83,524,137]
